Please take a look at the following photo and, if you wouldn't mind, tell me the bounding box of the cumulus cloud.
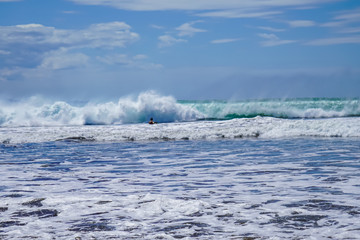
[78,22,139,48]
[0,22,140,80]
[39,48,89,70]
[0,22,139,70]
[258,33,295,47]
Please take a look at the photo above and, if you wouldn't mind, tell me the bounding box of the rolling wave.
[184,98,360,120]
[0,91,201,127]
[0,91,359,127]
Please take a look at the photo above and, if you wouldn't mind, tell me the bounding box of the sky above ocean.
[0,0,359,101]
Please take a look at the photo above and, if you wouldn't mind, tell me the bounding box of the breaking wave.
[0,91,359,127]
[184,98,360,120]
[0,91,201,127]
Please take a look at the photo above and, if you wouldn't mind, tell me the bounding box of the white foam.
[1,94,359,128]
[1,138,360,239]
[0,92,202,127]
[1,116,359,144]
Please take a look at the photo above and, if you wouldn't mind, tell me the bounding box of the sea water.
[0,92,360,239]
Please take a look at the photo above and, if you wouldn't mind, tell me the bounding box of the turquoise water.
[1,93,359,126]
[181,98,360,120]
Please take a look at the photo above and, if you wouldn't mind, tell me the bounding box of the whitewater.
[1,92,360,239]
[1,91,360,143]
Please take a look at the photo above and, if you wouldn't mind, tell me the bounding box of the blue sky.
[0,0,359,101]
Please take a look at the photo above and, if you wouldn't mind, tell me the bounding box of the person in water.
[149,118,157,124]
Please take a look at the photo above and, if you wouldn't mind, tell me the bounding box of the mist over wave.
[0,91,202,127]
[0,91,359,127]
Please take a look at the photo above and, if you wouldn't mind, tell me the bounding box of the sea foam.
[0,91,202,127]
[1,117,359,144]
[1,92,359,127]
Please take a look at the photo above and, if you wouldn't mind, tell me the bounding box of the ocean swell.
[186,98,360,120]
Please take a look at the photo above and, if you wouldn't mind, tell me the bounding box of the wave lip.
[83,91,202,125]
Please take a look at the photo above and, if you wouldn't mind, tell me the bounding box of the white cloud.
[321,7,360,28]
[0,50,11,55]
[176,21,207,37]
[334,7,360,23]
[83,22,139,48]
[67,0,339,22]
[0,22,144,81]
[321,21,344,28]
[0,68,15,82]
[0,22,139,69]
[258,26,285,32]
[150,24,165,30]
[288,20,316,27]
[211,38,241,44]
[306,36,360,46]
[0,22,139,49]
[258,33,295,47]
[156,21,205,49]
[338,27,360,34]
[158,35,187,48]
[133,54,148,60]
[69,0,338,12]
[40,48,89,70]
[196,9,281,19]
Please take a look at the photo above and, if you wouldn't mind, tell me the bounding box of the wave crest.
[186,98,360,120]
[1,94,359,127]
[0,91,202,127]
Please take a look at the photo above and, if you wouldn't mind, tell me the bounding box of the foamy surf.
[0,92,359,127]
[1,138,359,239]
[1,92,359,239]
[0,91,201,127]
[1,117,359,144]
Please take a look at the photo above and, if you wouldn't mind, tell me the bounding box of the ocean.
[0,92,360,239]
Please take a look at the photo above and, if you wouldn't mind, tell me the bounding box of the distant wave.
[0,92,359,127]
[184,98,360,120]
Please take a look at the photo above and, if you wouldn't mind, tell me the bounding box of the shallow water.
[1,137,359,239]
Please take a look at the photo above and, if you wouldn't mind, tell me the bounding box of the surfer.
[149,118,157,124]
